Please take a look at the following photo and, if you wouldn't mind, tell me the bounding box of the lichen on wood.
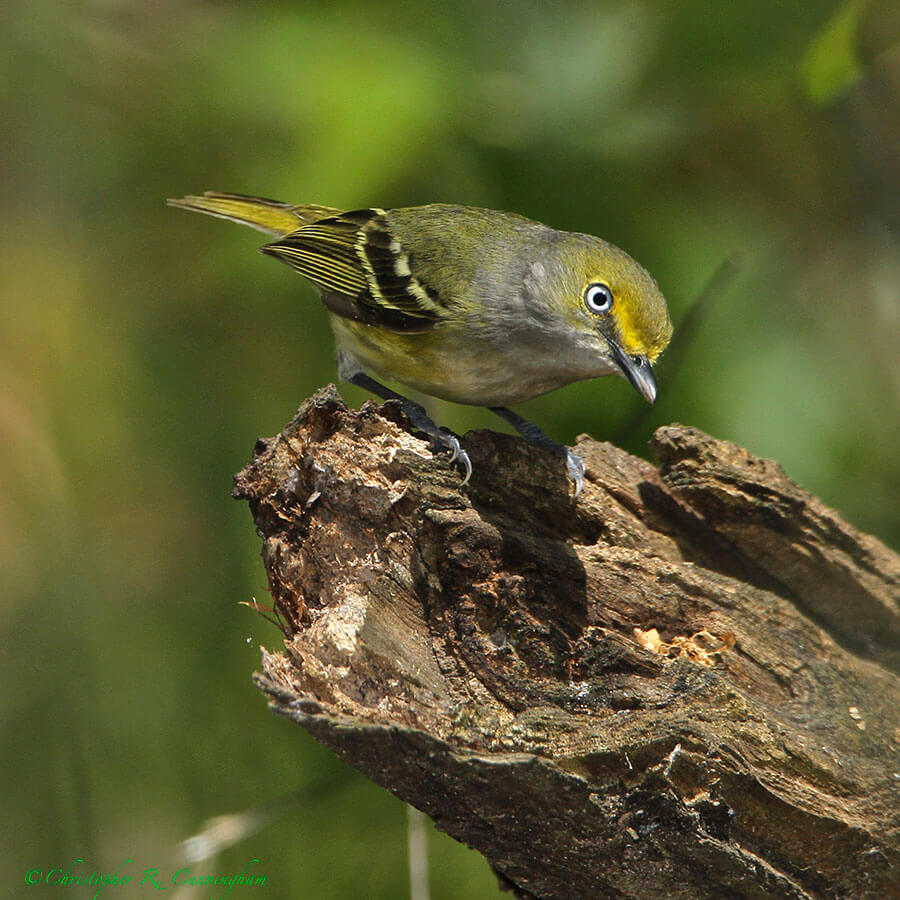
[234,385,900,900]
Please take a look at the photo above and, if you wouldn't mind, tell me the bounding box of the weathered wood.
[234,386,900,900]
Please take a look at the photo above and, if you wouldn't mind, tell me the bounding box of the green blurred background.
[3,1,898,897]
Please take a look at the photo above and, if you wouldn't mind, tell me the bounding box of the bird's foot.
[489,406,585,499]
[439,433,473,486]
[346,371,472,487]
[566,450,585,498]
[400,409,473,486]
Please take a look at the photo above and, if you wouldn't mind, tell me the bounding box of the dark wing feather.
[262,209,448,333]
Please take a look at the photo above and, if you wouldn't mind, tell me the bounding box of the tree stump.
[234,386,900,900]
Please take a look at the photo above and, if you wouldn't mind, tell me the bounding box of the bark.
[234,386,900,900]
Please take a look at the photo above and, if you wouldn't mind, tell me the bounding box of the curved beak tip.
[609,343,657,405]
[632,368,657,405]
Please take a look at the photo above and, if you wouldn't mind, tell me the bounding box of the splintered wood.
[633,627,736,667]
[236,388,900,900]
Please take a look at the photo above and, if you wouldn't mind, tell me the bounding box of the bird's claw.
[566,450,585,498]
[444,435,472,486]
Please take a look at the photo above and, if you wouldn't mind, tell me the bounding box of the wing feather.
[262,209,448,333]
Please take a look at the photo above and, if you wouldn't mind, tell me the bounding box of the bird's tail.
[167,191,342,237]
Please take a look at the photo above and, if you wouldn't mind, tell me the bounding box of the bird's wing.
[262,209,448,333]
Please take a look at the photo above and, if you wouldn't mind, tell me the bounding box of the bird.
[168,192,672,495]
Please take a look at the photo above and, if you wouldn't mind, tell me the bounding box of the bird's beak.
[608,341,657,404]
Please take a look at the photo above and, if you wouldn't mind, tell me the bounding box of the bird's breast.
[329,316,618,407]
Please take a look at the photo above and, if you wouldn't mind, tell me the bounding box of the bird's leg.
[489,407,585,497]
[346,372,472,485]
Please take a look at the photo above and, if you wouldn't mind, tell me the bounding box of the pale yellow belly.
[329,316,616,407]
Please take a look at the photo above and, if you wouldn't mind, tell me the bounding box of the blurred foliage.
[2,1,897,897]
[800,0,866,103]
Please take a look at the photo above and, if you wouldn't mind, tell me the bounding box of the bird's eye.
[584,282,614,314]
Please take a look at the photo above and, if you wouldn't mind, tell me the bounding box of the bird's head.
[543,234,673,403]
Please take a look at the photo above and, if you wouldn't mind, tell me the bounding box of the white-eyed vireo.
[168,192,672,495]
